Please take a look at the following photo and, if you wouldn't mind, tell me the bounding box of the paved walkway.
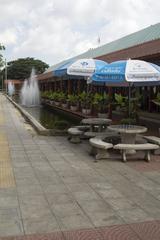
[0,94,160,239]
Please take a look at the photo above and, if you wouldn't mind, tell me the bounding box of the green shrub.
[156,92,160,102]
[67,94,79,106]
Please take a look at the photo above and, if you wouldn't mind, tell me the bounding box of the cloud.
[0,29,17,45]
[0,0,159,66]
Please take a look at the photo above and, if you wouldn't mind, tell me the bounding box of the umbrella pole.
[128,83,131,124]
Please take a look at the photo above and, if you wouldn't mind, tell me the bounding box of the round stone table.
[81,118,112,132]
[108,125,147,154]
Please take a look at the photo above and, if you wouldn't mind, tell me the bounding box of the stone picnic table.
[81,118,112,132]
[108,124,147,154]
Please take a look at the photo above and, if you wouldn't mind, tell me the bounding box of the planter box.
[70,105,78,111]
[82,108,91,115]
[54,101,60,106]
[98,113,108,118]
[62,103,68,108]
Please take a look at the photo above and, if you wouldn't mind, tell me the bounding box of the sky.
[0,0,160,67]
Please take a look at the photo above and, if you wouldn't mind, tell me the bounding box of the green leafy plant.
[50,92,60,101]
[156,92,160,102]
[58,92,66,103]
[114,92,141,123]
[114,93,126,108]
[67,94,79,106]
[152,92,160,106]
[41,91,52,98]
[79,91,93,109]
[93,92,109,113]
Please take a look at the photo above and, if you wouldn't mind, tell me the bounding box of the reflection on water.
[23,105,79,129]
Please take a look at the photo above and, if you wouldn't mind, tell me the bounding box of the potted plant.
[59,92,68,108]
[48,91,55,105]
[52,92,61,106]
[96,92,109,118]
[41,91,51,104]
[92,93,110,118]
[115,91,141,124]
[152,92,160,106]
[67,94,79,111]
[79,91,92,115]
[114,93,127,111]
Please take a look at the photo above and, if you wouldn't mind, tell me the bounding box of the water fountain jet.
[20,68,40,107]
[8,81,15,97]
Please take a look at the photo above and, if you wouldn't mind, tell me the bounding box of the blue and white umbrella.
[92,59,160,120]
[54,60,74,77]
[92,59,160,86]
[67,58,108,78]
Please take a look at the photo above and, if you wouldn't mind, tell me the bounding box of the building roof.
[46,22,160,73]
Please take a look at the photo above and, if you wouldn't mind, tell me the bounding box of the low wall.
[6,95,50,135]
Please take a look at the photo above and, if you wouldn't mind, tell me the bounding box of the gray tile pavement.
[0,94,160,237]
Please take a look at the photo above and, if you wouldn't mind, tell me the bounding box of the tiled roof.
[46,22,160,73]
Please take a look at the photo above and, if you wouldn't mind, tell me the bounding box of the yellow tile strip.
[0,97,15,188]
[0,116,4,125]
[0,167,15,188]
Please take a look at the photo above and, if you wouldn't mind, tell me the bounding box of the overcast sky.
[0,0,159,66]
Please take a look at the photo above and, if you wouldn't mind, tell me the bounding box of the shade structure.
[92,60,160,86]
[67,58,108,77]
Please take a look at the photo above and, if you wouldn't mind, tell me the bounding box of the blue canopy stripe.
[53,60,74,77]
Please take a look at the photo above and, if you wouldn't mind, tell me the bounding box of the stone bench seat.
[73,125,90,139]
[114,143,159,162]
[89,138,113,160]
[143,136,160,145]
[143,136,160,155]
[84,131,97,139]
[67,127,83,143]
[74,125,90,131]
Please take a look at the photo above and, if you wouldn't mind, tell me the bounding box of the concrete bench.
[143,136,160,145]
[84,131,97,139]
[143,136,160,154]
[74,125,90,139]
[67,127,83,143]
[75,125,90,131]
[114,143,159,162]
[89,138,113,160]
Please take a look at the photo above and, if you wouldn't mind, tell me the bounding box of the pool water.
[23,105,80,129]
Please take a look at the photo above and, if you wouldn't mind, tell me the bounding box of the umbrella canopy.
[54,60,74,77]
[67,58,108,77]
[91,59,160,122]
[92,60,160,86]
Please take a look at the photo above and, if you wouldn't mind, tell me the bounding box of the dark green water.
[23,105,80,129]
[13,95,79,129]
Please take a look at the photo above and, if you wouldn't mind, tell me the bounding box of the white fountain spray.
[20,68,40,107]
[8,81,15,97]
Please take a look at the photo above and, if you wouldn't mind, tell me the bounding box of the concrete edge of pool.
[5,95,69,136]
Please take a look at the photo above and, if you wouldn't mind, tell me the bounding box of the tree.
[7,57,49,80]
